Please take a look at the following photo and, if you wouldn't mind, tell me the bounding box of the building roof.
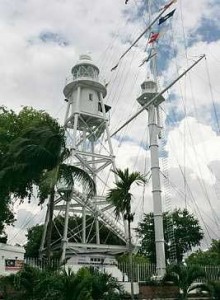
[0,243,25,254]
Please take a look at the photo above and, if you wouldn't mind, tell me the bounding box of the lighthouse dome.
[141,80,157,93]
[71,54,99,81]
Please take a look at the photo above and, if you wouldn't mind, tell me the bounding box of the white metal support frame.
[40,55,128,259]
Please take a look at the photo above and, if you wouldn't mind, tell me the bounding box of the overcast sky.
[1,0,220,250]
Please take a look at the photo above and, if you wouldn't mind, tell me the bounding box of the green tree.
[206,281,220,300]
[165,264,206,300]
[0,106,61,238]
[137,209,204,263]
[0,197,13,244]
[3,125,95,261]
[0,106,61,163]
[0,265,125,300]
[186,239,220,266]
[25,224,44,258]
[89,267,123,300]
[106,168,145,300]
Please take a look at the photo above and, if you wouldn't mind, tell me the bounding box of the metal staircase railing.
[72,189,128,243]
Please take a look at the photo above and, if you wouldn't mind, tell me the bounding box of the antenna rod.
[110,54,205,137]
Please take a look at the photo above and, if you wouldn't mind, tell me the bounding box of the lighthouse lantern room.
[64,54,109,130]
[137,80,165,109]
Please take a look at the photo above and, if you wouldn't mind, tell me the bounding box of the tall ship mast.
[109,0,206,278]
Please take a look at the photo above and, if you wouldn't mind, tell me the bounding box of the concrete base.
[121,282,139,295]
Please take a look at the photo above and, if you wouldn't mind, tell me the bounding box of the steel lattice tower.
[40,55,128,260]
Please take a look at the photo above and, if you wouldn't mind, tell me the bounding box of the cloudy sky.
[1,0,220,251]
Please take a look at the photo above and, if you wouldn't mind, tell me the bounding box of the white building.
[0,243,25,276]
[66,253,139,295]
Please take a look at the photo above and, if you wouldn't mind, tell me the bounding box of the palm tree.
[0,125,64,199]
[165,263,206,299]
[106,168,146,300]
[0,265,125,300]
[89,267,124,300]
[1,126,96,261]
[206,281,220,300]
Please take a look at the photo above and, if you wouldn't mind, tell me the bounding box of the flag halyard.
[139,49,157,67]
[160,0,177,10]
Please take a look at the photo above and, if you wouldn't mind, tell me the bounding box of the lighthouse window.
[89,93,93,101]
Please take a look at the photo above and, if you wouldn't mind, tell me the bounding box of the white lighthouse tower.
[40,55,128,262]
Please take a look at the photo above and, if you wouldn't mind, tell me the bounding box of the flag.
[139,49,157,67]
[158,9,176,25]
[160,0,177,10]
[148,32,160,44]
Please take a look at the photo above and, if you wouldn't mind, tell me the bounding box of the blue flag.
[158,9,176,25]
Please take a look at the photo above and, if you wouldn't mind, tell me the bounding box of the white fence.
[25,258,220,283]
[117,262,220,283]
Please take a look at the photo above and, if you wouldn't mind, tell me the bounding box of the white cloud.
[6,200,46,245]
[163,117,220,243]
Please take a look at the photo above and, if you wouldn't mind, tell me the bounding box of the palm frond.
[106,188,127,218]
[60,147,71,162]
[6,126,64,171]
[113,168,146,189]
[107,168,145,219]
[58,164,96,196]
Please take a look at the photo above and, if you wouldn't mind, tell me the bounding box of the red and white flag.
[148,32,160,44]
